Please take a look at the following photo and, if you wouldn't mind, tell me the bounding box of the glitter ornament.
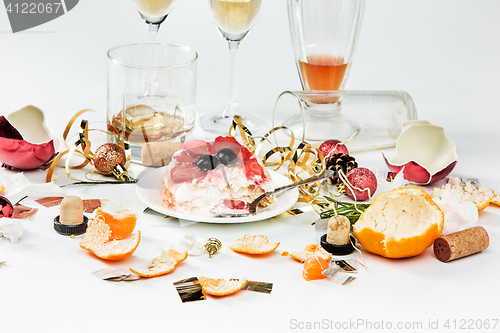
[93,143,126,174]
[319,139,349,158]
[345,167,377,201]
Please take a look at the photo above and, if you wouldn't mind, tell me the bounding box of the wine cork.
[433,226,489,262]
[141,142,182,167]
[326,215,350,245]
[60,196,84,225]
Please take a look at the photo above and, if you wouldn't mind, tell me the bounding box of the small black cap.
[54,215,88,236]
[320,234,356,255]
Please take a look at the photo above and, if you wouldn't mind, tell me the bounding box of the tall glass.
[287,0,365,140]
[133,0,176,37]
[200,0,265,135]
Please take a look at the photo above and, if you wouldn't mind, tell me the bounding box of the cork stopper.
[327,215,350,245]
[60,196,84,225]
[142,142,183,167]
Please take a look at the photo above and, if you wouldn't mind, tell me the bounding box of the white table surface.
[1,1,499,332]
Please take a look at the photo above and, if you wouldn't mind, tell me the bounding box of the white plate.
[136,167,299,223]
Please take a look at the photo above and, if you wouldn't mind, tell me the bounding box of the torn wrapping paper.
[1,173,65,204]
[432,188,478,234]
[0,218,24,243]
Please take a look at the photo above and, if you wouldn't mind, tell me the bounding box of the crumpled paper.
[377,167,410,193]
[179,233,205,256]
[0,218,24,243]
[432,188,478,234]
[1,173,65,204]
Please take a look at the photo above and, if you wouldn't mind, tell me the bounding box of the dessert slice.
[161,136,275,214]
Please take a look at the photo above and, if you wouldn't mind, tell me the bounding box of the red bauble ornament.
[345,167,377,201]
[319,139,349,158]
[0,196,14,218]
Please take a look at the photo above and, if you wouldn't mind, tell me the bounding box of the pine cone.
[325,153,358,185]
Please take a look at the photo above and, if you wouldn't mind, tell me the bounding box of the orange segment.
[303,256,329,281]
[79,216,141,261]
[0,184,4,194]
[95,208,137,240]
[354,187,444,258]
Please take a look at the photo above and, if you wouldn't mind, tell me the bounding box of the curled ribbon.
[46,109,134,185]
[229,116,325,204]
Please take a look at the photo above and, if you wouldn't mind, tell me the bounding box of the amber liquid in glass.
[298,55,348,91]
[107,104,190,144]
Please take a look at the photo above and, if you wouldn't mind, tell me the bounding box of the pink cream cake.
[161,136,275,214]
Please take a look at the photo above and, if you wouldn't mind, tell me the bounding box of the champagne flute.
[201,0,265,135]
[286,0,365,141]
[133,0,176,37]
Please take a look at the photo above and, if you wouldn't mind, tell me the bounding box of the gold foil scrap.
[243,281,273,294]
[173,277,206,303]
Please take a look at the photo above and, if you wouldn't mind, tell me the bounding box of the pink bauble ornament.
[319,139,349,158]
[345,168,377,201]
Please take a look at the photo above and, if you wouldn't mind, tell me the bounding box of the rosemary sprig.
[319,196,370,225]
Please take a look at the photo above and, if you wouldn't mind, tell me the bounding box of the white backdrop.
[1,1,499,332]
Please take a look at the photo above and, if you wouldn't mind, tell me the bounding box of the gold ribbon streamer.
[228,115,326,204]
[46,109,132,184]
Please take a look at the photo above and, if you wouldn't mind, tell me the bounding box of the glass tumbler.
[107,42,197,163]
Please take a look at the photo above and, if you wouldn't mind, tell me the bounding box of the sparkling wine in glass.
[133,0,176,37]
[287,0,365,141]
[200,0,265,135]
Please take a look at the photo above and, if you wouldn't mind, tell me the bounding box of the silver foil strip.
[243,281,273,294]
[173,277,206,303]
[91,268,140,281]
[335,260,357,272]
[342,276,356,285]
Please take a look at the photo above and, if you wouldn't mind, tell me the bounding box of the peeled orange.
[229,234,280,254]
[353,187,444,258]
[129,248,187,278]
[95,208,136,240]
[80,216,140,260]
[198,277,248,296]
